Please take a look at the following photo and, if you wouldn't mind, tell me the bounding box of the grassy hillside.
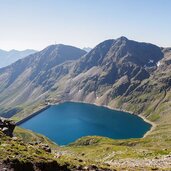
[0,128,117,171]
[1,123,169,170]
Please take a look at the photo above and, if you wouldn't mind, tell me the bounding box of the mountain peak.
[74,37,164,77]
[117,36,129,41]
[43,44,86,54]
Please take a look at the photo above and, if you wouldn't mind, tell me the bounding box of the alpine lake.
[19,102,151,145]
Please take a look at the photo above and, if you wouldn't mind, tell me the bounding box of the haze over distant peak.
[83,47,92,52]
[0,49,37,68]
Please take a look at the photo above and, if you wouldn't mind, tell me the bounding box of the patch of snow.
[157,61,161,67]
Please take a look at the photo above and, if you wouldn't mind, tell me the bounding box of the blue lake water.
[19,102,151,145]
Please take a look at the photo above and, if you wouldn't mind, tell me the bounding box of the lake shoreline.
[16,105,51,125]
[62,100,156,138]
[17,100,155,138]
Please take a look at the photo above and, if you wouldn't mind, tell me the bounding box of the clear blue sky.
[0,0,170,50]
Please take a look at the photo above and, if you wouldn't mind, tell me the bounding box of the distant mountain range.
[83,47,92,52]
[0,49,37,68]
[0,37,171,126]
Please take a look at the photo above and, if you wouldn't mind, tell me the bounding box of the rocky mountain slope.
[0,37,168,119]
[0,37,171,170]
[0,49,36,68]
[0,37,171,128]
[0,44,86,117]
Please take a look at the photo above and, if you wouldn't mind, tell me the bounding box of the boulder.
[0,117,15,137]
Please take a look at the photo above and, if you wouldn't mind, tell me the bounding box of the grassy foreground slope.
[0,128,117,171]
[1,123,170,170]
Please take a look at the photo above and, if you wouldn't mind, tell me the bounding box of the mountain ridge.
[82,47,92,52]
[0,49,37,68]
[0,37,170,119]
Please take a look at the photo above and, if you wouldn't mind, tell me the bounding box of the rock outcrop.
[0,117,15,137]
